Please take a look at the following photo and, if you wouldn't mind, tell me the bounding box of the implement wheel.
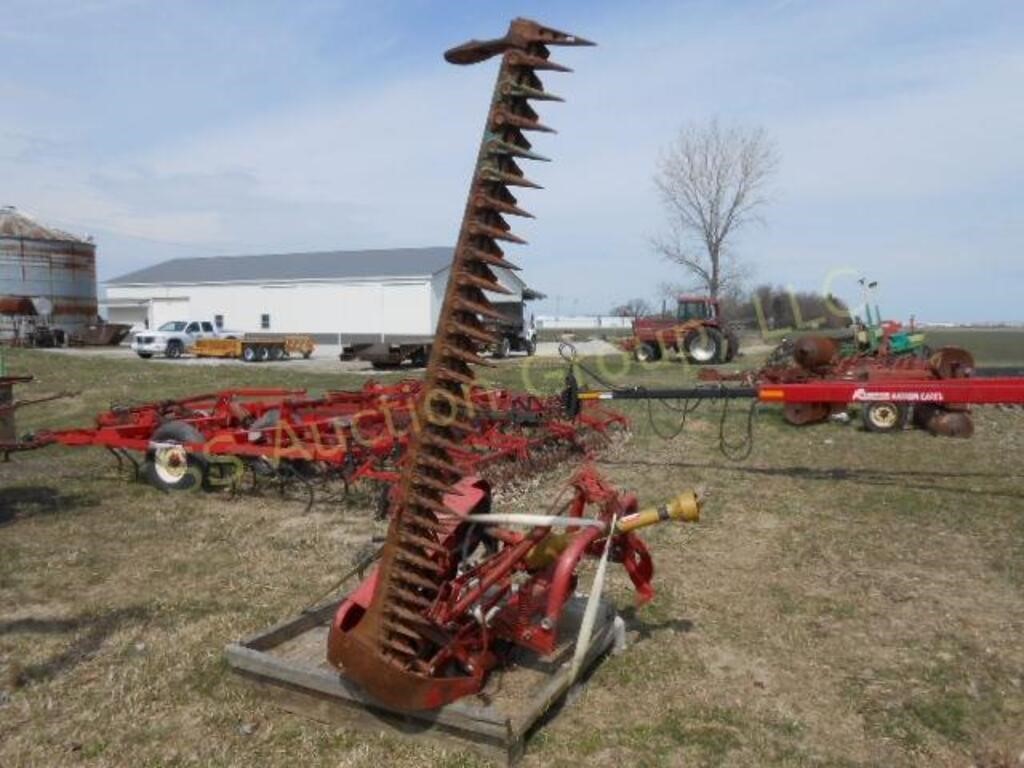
[861,401,908,433]
[783,402,830,426]
[142,421,207,491]
[634,342,661,363]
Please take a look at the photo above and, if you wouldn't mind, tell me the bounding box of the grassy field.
[2,346,1023,767]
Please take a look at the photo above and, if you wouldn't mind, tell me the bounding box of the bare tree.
[610,298,652,318]
[653,118,778,299]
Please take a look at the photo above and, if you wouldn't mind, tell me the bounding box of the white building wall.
[105,278,437,337]
[105,268,532,339]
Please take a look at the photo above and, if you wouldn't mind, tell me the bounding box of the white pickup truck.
[131,320,238,359]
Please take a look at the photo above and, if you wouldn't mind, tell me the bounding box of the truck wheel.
[634,342,661,363]
[255,346,269,362]
[683,327,722,364]
[242,345,257,362]
[165,340,183,359]
[861,401,908,433]
[142,421,207,491]
[137,352,152,359]
[410,347,429,368]
[524,338,536,356]
[493,337,511,359]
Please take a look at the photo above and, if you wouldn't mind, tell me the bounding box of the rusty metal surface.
[0,207,97,341]
[327,18,593,711]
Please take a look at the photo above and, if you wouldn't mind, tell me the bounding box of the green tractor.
[843,279,928,358]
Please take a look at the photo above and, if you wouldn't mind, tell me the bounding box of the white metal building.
[102,246,541,342]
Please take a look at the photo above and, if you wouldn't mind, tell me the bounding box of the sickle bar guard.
[327,19,595,711]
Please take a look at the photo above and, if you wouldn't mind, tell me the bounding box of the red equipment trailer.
[570,374,1024,439]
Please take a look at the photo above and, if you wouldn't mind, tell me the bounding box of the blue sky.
[2,0,1022,322]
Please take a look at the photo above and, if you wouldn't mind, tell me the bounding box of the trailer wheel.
[634,343,661,363]
[242,345,257,363]
[302,350,312,359]
[492,337,511,359]
[255,346,269,362]
[268,345,283,361]
[165,340,183,359]
[142,421,207,491]
[861,401,908,433]
[683,327,722,364]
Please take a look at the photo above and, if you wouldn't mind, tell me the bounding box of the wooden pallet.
[225,595,623,766]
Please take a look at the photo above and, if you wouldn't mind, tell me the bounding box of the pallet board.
[225,595,623,765]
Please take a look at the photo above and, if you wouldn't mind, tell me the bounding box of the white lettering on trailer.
[851,388,944,403]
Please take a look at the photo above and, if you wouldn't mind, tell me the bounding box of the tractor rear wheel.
[861,401,908,433]
[634,342,661,363]
[683,327,723,364]
[723,329,740,362]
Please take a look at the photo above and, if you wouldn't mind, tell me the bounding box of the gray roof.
[108,246,454,285]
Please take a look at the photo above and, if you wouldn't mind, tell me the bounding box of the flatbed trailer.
[194,335,315,362]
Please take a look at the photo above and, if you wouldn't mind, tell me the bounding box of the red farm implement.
[35,380,626,504]
[699,334,981,433]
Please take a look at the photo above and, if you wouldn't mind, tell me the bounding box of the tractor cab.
[676,295,719,323]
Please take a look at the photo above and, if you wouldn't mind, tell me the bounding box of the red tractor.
[625,295,739,364]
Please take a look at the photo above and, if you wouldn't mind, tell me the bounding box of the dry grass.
[1,346,1023,767]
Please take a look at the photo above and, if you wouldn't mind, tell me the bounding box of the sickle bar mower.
[325,18,701,713]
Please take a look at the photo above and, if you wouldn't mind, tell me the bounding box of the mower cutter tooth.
[500,80,564,102]
[383,620,423,642]
[490,105,556,133]
[392,567,442,592]
[467,221,527,245]
[399,531,447,555]
[458,269,513,294]
[442,344,494,368]
[396,550,445,573]
[411,473,461,496]
[382,637,419,657]
[448,318,500,346]
[479,166,543,189]
[505,50,572,72]
[485,138,552,162]
[413,452,463,477]
[453,295,507,321]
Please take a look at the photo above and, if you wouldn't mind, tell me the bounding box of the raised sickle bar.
[327,18,594,712]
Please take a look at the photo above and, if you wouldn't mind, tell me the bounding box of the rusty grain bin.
[0,206,97,342]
